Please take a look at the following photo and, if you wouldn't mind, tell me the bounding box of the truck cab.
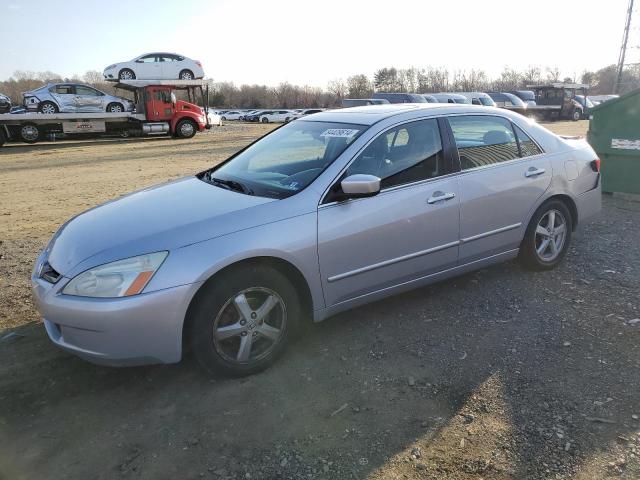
[138,83,208,137]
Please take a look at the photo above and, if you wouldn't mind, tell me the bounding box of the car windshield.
[479,97,495,106]
[203,121,367,199]
[516,91,535,101]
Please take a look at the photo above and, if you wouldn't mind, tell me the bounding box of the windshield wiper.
[208,175,254,195]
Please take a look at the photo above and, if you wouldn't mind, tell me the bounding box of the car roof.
[301,103,504,126]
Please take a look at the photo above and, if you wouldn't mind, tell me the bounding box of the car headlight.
[62,252,168,298]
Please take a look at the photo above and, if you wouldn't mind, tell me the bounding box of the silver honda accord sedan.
[32,104,601,376]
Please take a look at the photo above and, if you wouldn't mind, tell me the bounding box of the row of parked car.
[211,108,325,123]
[342,88,619,121]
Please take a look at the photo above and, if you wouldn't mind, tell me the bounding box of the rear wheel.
[571,109,582,121]
[220,116,226,121]
[179,69,194,80]
[261,117,269,123]
[106,102,124,113]
[175,119,197,138]
[189,265,300,376]
[118,69,135,80]
[38,101,58,114]
[19,123,41,144]
[520,199,572,271]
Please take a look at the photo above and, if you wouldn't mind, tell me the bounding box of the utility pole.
[615,0,635,94]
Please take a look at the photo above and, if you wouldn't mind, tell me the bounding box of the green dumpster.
[587,88,640,194]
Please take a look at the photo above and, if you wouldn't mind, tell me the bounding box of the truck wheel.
[179,70,194,80]
[106,102,124,113]
[19,123,41,144]
[119,69,135,80]
[38,101,58,114]
[571,109,582,121]
[175,119,197,139]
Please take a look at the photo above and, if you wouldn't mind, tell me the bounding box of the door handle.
[427,191,456,204]
[525,167,546,178]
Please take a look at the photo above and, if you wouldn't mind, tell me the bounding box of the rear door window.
[513,124,543,157]
[448,115,519,170]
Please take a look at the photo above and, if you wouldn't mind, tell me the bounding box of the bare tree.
[346,74,373,98]
[546,66,562,83]
[327,78,348,100]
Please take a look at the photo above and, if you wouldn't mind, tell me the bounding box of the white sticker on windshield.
[320,128,359,138]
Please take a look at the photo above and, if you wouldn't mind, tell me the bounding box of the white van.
[431,93,470,104]
[453,92,496,107]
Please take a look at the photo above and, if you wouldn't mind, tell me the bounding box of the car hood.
[47,177,277,276]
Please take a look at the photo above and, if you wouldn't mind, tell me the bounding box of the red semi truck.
[0,80,211,146]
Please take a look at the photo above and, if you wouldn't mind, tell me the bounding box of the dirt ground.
[2,119,640,480]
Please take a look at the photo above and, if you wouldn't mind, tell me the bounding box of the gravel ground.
[1,120,639,480]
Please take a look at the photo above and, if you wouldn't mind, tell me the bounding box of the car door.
[318,118,460,307]
[159,54,179,79]
[135,54,161,79]
[73,86,104,112]
[49,84,76,112]
[446,114,551,264]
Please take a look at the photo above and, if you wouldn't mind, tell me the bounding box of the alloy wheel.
[120,70,133,80]
[41,103,57,114]
[109,104,123,113]
[534,209,567,262]
[212,287,286,364]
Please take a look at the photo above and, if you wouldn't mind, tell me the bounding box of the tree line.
[1,64,639,109]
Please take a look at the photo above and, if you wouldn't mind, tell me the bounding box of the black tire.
[175,119,197,139]
[261,117,269,123]
[571,109,582,121]
[520,199,573,271]
[220,116,226,121]
[118,68,135,80]
[106,102,124,113]
[19,123,41,144]
[38,101,58,114]
[284,117,291,123]
[189,265,301,377]
[179,69,194,80]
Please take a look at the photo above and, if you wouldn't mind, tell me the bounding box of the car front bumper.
[32,274,202,367]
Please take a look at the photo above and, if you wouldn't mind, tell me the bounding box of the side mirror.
[340,174,381,199]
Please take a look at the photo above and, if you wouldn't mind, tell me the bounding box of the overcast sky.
[0,0,633,86]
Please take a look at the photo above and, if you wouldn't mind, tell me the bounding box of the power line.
[615,0,635,94]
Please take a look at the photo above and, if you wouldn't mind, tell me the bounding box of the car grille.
[39,262,61,284]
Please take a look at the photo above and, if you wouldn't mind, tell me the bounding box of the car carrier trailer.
[0,79,211,147]
[525,83,589,122]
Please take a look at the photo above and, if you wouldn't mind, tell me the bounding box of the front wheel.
[38,101,58,114]
[190,265,300,376]
[118,69,135,80]
[571,109,582,121]
[520,200,572,271]
[175,119,197,139]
